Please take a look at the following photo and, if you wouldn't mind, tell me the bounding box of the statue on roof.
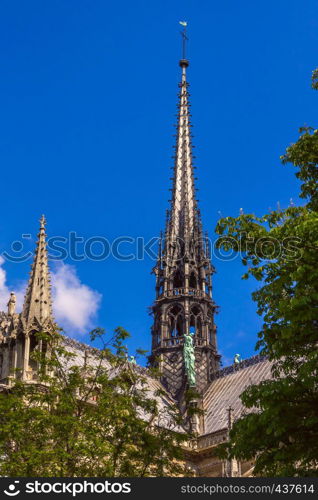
[183,331,196,386]
[7,292,16,316]
[234,353,242,365]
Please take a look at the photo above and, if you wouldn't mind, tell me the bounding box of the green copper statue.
[128,355,137,364]
[233,353,242,365]
[183,331,196,386]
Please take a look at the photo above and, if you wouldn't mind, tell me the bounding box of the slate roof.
[48,338,275,435]
[203,355,273,435]
[1,325,275,437]
[60,335,183,431]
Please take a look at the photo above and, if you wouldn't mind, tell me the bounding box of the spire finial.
[40,214,46,230]
[179,21,188,59]
[179,21,189,75]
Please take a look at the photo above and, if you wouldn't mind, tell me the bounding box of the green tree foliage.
[215,76,318,476]
[0,328,191,477]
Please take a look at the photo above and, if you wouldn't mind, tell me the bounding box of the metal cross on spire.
[179,21,188,60]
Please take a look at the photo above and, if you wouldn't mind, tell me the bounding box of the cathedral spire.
[22,215,53,328]
[150,29,220,403]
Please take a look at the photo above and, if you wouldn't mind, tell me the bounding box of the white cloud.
[0,257,102,336]
[0,256,25,312]
[0,256,10,311]
[51,263,102,335]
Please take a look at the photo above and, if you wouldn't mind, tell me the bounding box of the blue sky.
[0,0,317,365]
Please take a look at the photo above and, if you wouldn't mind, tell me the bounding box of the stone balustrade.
[161,336,209,348]
[158,288,209,299]
[196,430,228,449]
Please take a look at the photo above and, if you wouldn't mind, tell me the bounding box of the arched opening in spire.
[153,314,161,346]
[158,280,164,296]
[8,341,15,370]
[173,270,183,289]
[190,305,203,337]
[29,332,39,373]
[189,271,197,289]
[168,305,184,339]
[209,327,214,345]
[13,332,25,379]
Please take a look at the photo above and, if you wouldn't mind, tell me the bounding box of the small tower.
[150,30,220,402]
[0,216,55,384]
[22,215,53,329]
[19,215,55,380]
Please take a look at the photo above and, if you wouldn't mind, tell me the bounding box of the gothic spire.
[22,215,53,328]
[167,38,200,247]
[150,27,220,403]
